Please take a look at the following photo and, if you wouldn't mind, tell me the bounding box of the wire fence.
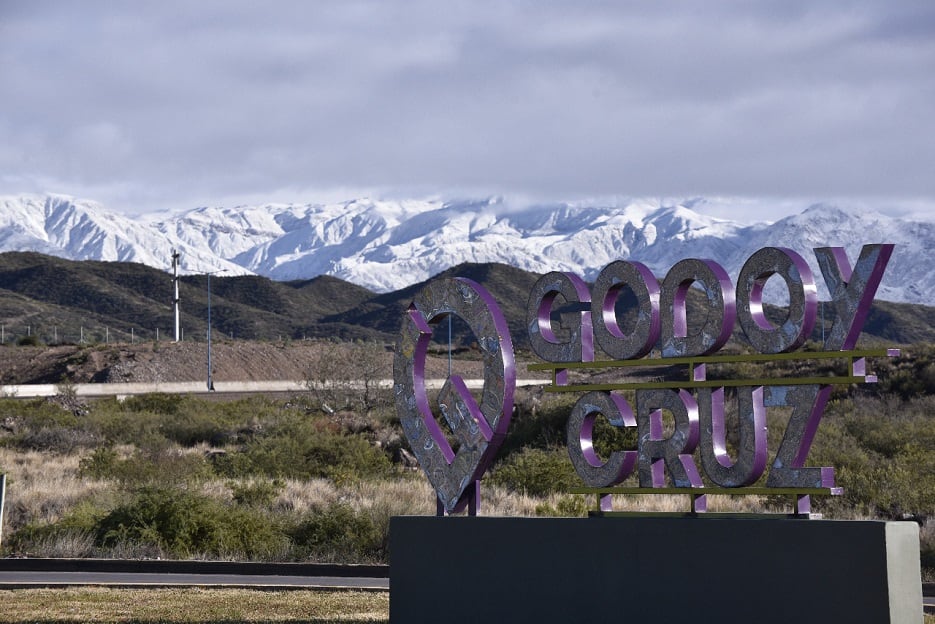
[0,324,230,346]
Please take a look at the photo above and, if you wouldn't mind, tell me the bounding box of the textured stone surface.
[736,246,818,354]
[526,271,593,363]
[590,260,661,360]
[565,391,637,487]
[658,258,736,357]
[394,278,515,513]
[698,387,768,487]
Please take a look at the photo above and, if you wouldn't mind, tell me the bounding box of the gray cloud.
[1,0,933,220]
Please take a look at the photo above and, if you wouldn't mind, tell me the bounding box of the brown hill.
[0,340,495,386]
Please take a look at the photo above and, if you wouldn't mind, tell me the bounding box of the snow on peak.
[0,194,928,306]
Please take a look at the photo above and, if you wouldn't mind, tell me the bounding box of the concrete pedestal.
[390,516,922,624]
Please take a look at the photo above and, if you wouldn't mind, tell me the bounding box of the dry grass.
[0,448,111,533]
[0,443,797,540]
[0,587,388,623]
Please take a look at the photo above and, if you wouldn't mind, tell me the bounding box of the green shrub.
[214,414,391,483]
[80,446,213,487]
[489,447,579,497]
[96,487,288,559]
[290,503,384,562]
[497,394,577,458]
[811,395,935,518]
[78,447,121,479]
[231,479,285,508]
[0,398,79,430]
[121,393,186,415]
[11,426,100,453]
[84,395,282,448]
[6,499,107,557]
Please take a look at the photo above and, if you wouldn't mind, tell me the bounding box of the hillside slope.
[0,252,932,364]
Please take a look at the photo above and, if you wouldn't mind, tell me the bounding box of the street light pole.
[206,270,226,391]
[207,272,213,391]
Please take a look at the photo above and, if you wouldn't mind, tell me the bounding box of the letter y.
[814,244,894,350]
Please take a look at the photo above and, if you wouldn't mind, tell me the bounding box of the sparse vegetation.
[0,340,931,587]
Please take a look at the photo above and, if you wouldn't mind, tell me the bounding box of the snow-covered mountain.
[0,194,931,306]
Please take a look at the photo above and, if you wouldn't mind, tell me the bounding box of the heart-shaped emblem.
[394,277,515,514]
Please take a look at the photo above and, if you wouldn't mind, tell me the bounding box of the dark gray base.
[390,516,922,624]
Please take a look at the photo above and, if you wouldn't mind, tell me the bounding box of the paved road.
[0,562,929,613]
[0,560,389,591]
[0,570,387,590]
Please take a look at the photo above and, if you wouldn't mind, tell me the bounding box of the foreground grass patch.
[0,587,389,623]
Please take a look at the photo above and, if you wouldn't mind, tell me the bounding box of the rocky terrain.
[0,340,515,387]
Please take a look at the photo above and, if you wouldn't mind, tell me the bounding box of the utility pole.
[206,269,226,391]
[172,250,181,342]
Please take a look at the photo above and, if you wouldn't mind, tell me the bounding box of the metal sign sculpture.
[393,278,515,514]
[528,244,896,514]
[396,244,896,516]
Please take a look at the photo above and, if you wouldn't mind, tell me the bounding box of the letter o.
[736,247,817,354]
[591,261,660,360]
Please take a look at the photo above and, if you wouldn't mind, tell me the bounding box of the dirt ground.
[0,340,542,386]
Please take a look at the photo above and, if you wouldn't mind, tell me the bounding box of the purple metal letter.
[394,278,516,514]
[636,388,703,488]
[736,247,818,354]
[526,271,594,363]
[814,244,895,351]
[764,385,835,489]
[566,391,638,487]
[697,387,768,487]
[658,259,736,357]
[591,260,661,360]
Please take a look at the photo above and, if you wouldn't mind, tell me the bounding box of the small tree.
[304,340,390,414]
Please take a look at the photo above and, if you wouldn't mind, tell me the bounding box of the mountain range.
[0,194,931,306]
[1,251,932,353]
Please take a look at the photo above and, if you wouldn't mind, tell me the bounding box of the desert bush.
[0,398,80,431]
[290,502,384,562]
[870,344,935,399]
[304,340,390,413]
[79,445,213,487]
[809,395,935,519]
[95,486,288,560]
[83,403,162,446]
[159,397,282,447]
[86,395,272,448]
[0,397,99,453]
[6,498,107,557]
[489,447,579,497]
[11,426,100,453]
[231,478,286,508]
[498,394,577,458]
[213,413,391,483]
[78,447,121,479]
[120,393,186,415]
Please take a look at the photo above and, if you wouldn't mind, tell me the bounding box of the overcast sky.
[2,1,934,222]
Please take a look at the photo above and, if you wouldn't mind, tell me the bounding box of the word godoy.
[527,244,894,492]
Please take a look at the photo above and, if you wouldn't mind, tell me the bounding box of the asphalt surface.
[0,560,929,613]
[0,559,389,591]
[0,571,388,590]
